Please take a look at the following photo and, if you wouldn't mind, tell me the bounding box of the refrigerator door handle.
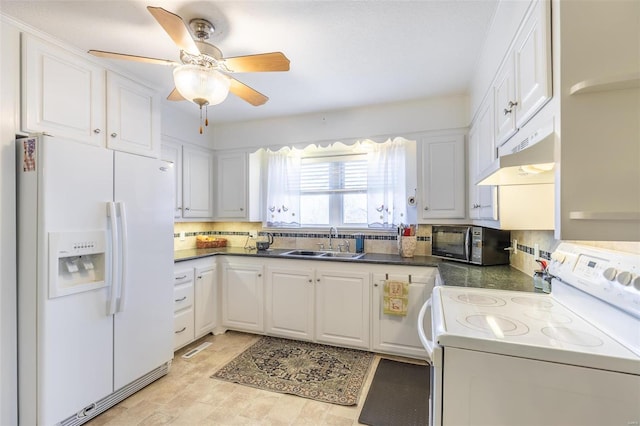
[117,201,129,313]
[107,202,119,316]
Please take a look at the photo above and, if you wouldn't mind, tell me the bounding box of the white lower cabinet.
[218,256,437,359]
[173,257,218,350]
[371,269,435,358]
[265,265,315,341]
[173,267,195,350]
[194,263,217,339]
[315,269,370,350]
[221,259,264,333]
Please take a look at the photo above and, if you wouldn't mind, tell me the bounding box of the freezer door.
[112,151,174,389]
[17,137,115,425]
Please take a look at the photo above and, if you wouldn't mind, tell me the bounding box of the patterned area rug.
[211,336,374,405]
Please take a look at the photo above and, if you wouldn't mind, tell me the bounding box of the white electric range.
[418,242,640,426]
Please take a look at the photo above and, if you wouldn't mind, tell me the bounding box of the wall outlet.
[249,230,258,238]
[179,231,185,241]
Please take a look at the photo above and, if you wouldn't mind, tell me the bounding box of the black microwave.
[431,225,511,265]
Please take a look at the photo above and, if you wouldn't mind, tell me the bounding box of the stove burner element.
[541,327,604,347]
[511,296,554,309]
[459,313,529,337]
[451,293,506,307]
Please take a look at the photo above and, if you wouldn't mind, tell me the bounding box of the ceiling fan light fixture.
[173,64,230,107]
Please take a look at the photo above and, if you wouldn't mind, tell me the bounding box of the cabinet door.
[469,99,498,221]
[216,152,248,219]
[161,140,183,218]
[494,52,517,145]
[420,134,466,219]
[265,266,315,341]
[21,34,105,146]
[183,146,214,218]
[106,71,161,158]
[221,263,264,333]
[315,269,370,350]
[194,264,217,338]
[514,0,551,128]
[371,272,434,358]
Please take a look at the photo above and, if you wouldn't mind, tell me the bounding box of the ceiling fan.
[89,6,290,132]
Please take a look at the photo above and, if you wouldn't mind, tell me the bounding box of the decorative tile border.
[175,230,431,242]
[516,243,551,260]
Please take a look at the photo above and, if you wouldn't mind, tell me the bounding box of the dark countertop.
[174,247,535,292]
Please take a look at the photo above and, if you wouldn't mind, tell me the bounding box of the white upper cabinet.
[419,133,466,220]
[22,34,162,158]
[469,98,498,221]
[493,0,551,146]
[182,145,215,219]
[106,71,161,158]
[514,0,551,128]
[21,33,105,146]
[216,151,248,219]
[215,150,263,221]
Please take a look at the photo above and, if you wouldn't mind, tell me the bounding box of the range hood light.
[519,163,555,175]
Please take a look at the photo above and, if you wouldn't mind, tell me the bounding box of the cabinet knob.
[316,278,320,282]
[240,208,244,211]
[507,100,518,108]
[175,275,187,280]
[110,132,118,138]
[176,207,182,211]
[374,283,378,287]
[308,279,313,283]
[93,129,101,134]
[258,274,262,277]
[175,327,186,334]
[185,207,191,211]
[424,206,429,211]
[175,296,187,302]
[503,108,512,115]
[197,275,203,279]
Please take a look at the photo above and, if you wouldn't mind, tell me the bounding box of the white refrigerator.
[17,136,175,426]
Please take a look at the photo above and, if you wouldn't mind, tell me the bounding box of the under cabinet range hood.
[477,121,556,186]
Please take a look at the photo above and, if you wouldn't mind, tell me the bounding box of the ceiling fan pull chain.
[205,106,209,127]
[199,105,203,134]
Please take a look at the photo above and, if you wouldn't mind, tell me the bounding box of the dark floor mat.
[358,359,430,426]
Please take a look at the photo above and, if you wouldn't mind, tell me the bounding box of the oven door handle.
[418,297,435,358]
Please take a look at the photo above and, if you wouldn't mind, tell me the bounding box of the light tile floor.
[86,331,423,425]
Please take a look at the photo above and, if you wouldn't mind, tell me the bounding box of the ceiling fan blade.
[88,50,178,66]
[223,52,290,72]
[167,88,186,101]
[147,6,200,56]
[229,78,269,106]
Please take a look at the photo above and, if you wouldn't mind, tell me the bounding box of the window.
[265,138,412,229]
[299,155,368,226]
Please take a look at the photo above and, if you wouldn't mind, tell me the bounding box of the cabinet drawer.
[174,269,194,285]
[174,308,194,350]
[174,284,193,312]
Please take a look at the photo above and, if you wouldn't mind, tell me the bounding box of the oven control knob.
[633,276,640,291]
[551,252,566,263]
[603,267,618,281]
[616,271,632,286]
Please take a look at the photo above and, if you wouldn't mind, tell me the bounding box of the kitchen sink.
[280,250,365,260]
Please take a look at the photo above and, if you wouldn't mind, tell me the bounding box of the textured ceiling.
[1,0,498,124]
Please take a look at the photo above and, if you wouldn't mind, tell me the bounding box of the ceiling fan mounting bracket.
[190,18,215,40]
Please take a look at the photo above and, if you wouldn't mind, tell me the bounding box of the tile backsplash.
[175,223,639,278]
[174,222,432,256]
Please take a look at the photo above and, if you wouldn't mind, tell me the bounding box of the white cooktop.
[432,286,640,375]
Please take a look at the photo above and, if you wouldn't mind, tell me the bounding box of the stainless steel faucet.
[328,226,338,250]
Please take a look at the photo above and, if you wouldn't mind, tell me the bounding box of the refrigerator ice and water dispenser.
[48,230,107,298]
